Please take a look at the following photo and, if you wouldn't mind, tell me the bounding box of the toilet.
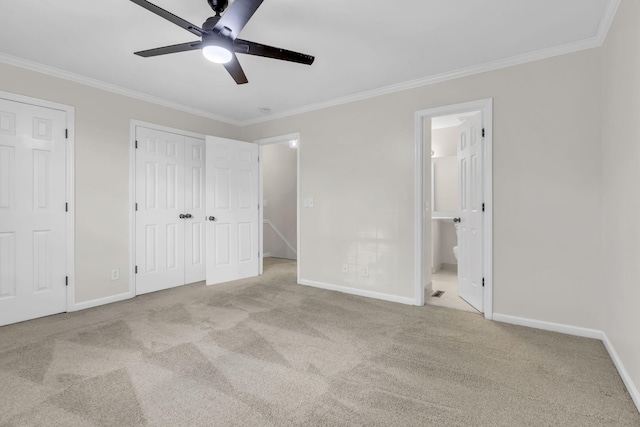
[453,222,460,260]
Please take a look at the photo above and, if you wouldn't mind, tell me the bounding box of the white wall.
[431,220,441,272]
[601,0,640,407]
[0,62,240,304]
[241,48,604,327]
[439,221,458,267]
[262,143,297,259]
[432,126,458,213]
[431,126,458,157]
[433,156,457,212]
[431,127,458,270]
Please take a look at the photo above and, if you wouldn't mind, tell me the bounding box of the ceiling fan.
[130,0,315,84]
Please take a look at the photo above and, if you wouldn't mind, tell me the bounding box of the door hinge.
[482,203,485,212]
[65,129,68,139]
[482,277,485,287]
[65,276,69,287]
[65,202,68,212]
[135,266,138,274]
[135,202,138,211]
[135,140,138,149]
[482,128,485,138]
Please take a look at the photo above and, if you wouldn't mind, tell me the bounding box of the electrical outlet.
[111,269,119,281]
[342,264,349,273]
[361,266,369,277]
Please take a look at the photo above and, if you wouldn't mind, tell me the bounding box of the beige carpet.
[0,258,638,426]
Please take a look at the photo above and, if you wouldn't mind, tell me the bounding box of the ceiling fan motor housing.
[202,16,221,32]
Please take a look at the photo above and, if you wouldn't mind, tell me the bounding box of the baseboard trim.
[602,332,640,413]
[492,313,602,339]
[69,292,133,312]
[299,279,417,306]
[494,313,640,414]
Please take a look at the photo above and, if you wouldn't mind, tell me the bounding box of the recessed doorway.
[414,99,493,319]
[428,110,482,313]
[254,133,300,279]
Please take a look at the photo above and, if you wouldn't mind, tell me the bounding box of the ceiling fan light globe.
[202,45,232,64]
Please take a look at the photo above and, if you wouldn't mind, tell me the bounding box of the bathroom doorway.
[429,111,481,313]
[414,99,493,319]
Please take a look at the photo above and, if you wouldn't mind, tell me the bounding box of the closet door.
[0,98,68,326]
[184,136,206,284]
[135,127,186,295]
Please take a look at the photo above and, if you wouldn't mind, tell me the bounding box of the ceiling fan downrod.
[207,0,228,16]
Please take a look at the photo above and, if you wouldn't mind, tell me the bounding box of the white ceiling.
[0,0,617,124]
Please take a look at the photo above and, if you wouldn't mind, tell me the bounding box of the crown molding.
[0,0,621,128]
[241,35,606,126]
[596,0,622,45]
[0,52,242,126]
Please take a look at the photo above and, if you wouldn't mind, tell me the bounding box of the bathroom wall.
[433,156,457,212]
[440,221,458,267]
[431,126,458,270]
[431,127,458,157]
[431,220,442,272]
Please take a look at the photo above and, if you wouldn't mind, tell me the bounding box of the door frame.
[253,133,301,280]
[0,90,76,312]
[129,120,206,296]
[414,98,493,319]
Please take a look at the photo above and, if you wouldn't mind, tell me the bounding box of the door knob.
[453,217,461,223]
[208,216,216,221]
[179,214,186,219]
[184,213,192,219]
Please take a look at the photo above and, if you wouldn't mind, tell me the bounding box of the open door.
[205,136,259,285]
[457,114,484,311]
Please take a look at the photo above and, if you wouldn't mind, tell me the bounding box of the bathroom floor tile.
[426,270,480,314]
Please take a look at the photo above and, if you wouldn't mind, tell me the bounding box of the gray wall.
[601,0,640,406]
[241,48,603,327]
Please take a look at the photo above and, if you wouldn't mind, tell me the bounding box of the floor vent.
[432,290,445,298]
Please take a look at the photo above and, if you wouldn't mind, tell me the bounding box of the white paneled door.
[457,114,484,312]
[184,136,206,284]
[0,98,67,326]
[135,127,205,295]
[205,137,259,285]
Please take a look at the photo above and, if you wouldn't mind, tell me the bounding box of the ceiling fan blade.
[234,39,314,65]
[223,53,248,84]
[130,0,205,37]
[135,41,203,57]
[213,0,264,40]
